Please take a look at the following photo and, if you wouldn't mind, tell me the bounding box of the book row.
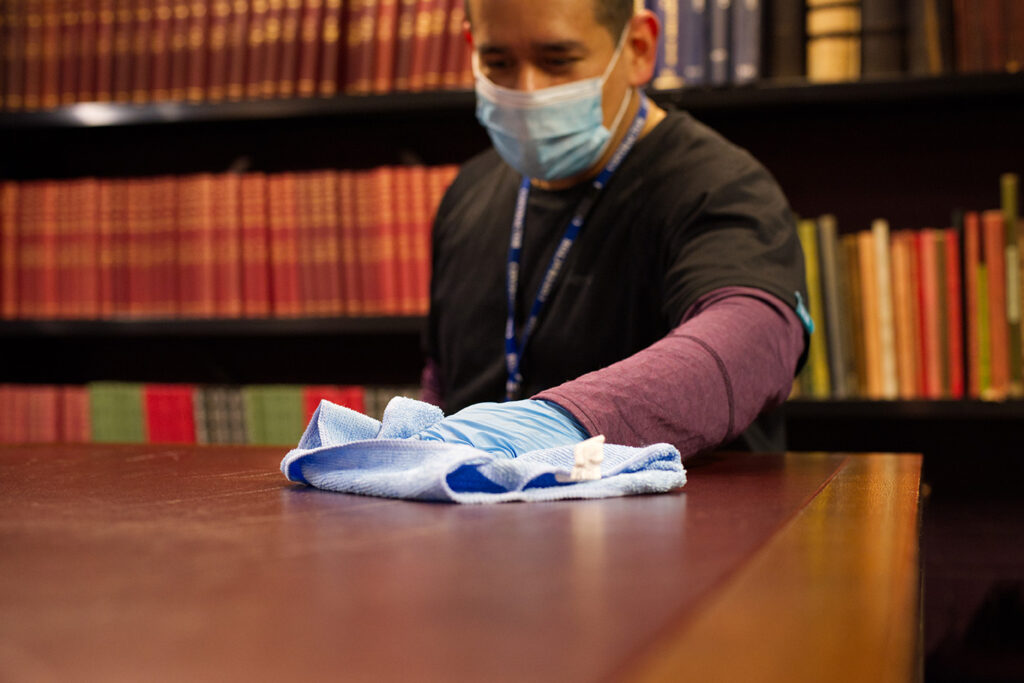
[0,0,475,112]
[0,165,457,320]
[794,173,1022,401]
[0,381,422,445]
[649,0,1024,88]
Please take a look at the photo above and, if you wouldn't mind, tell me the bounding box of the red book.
[372,0,398,93]
[982,209,1009,399]
[317,0,343,96]
[963,211,981,398]
[4,0,26,111]
[26,385,60,442]
[0,181,19,319]
[407,165,430,314]
[261,0,285,97]
[440,0,466,89]
[97,178,123,318]
[39,0,61,109]
[343,0,376,93]
[355,170,382,314]
[407,0,432,91]
[0,385,13,442]
[294,171,319,315]
[55,181,77,317]
[245,0,267,98]
[302,385,362,421]
[308,170,343,315]
[212,173,243,317]
[145,384,197,443]
[93,0,116,101]
[267,173,303,316]
[186,0,209,101]
[16,182,37,318]
[225,0,248,100]
[22,0,43,110]
[126,177,154,316]
[130,0,152,104]
[275,0,302,97]
[240,173,271,317]
[177,174,218,318]
[168,0,191,100]
[150,0,174,101]
[60,385,92,442]
[112,0,133,102]
[392,0,416,90]
[206,0,232,101]
[337,170,362,315]
[59,0,81,105]
[296,0,323,96]
[152,176,178,316]
[79,178,101,318]
[77,0,100,102]
[916,229,943,399]
[38,181,60,319]
[392,167,415,315]
[422,0,445,90]
[372,167,399,314]
[953,0,984,73]
[943,228,964,399]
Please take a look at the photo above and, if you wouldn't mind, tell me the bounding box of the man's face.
[468,0,631,127]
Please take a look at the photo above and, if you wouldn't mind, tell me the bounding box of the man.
[415,0,810,460]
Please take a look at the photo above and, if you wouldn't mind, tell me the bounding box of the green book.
[817,215,849,398]
[1002,173,1021,395]
[797,218,831,398]
[89,382,146,443]
[245,385,305,446]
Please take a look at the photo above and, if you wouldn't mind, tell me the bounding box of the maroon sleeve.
[420,357,443,407]
[533,287,806,459]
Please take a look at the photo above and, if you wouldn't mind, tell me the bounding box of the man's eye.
[543,57,579,71]
[483,59,512,71]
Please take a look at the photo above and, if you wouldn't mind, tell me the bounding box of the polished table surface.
[0,445,922,682]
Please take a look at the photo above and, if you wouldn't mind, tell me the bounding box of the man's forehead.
[467,0,607,44]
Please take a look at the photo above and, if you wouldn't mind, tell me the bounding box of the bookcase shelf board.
[2,73,1022,131]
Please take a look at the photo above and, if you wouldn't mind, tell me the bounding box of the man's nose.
[513,65,541,92]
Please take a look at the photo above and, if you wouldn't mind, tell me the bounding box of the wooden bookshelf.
[2,72,1023,445]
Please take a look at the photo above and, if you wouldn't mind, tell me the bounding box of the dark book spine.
[275,0,301,97]
[862,0,906,76]
[682,0,707,84]
[731,0,761,84]
[769,0,803,79]
[40,0,61,109]
[111,0,133,102]
[650,0,685,90]
[186,0,209,102]
[317,0,342,95]
[3,0,26,110]
[709,0,731,85]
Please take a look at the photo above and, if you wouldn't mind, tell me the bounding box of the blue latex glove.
[410,399,589,459]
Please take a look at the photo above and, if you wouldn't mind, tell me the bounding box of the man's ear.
[627,10,659,87]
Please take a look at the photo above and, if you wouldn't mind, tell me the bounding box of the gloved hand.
[410,399,589,459]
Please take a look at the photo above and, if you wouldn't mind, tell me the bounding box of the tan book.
[806,0,861,82]
[872,218,898,398]
[857,230,883,398]
[890,231,919,399]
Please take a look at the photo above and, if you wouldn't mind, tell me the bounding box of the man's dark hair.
[464,0,634,40]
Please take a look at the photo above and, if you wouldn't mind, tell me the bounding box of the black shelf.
[786,398,1024,421]
[0,316,425,338]
[2,72,1022,130]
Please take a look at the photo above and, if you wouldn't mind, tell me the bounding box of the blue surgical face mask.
[473,30,633,181]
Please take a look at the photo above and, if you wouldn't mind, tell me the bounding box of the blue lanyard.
[504,95,650,400]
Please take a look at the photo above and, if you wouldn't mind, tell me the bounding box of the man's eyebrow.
[477,40,589,55]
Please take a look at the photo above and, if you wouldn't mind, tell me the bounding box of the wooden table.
[0,445,922,682]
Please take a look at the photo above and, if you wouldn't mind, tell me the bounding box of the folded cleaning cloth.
[280,397,687,504]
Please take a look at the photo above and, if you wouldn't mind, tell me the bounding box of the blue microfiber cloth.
[280,397,687,504]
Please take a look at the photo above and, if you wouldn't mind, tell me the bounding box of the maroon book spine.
[130,0,152,104]
[77,0,100,102]
[149,0,173,101]
[317,0,342,96]
[206,0,232,100]
[59,0,81,105]
[186,0,209,102]
[296,0,322,96]
[225,0,249,100]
